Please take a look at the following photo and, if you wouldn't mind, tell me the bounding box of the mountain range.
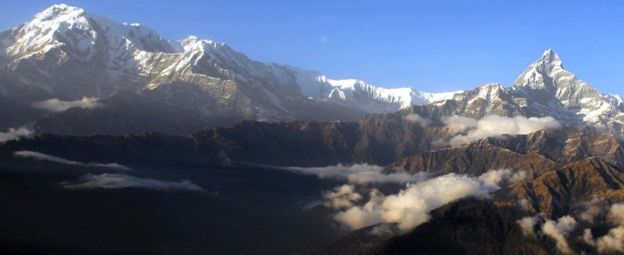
[0,4,457,134]
[3,4,624,255]
[2,4,623,137]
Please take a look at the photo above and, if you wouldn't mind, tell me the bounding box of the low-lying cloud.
[325,169,519,232]
[404,113,430,127]
[62,173,202,191]
[517,214,577,254]
[582,203,624,253]
[324,184,363,209]
[14,150,131,171]
[0,127,34,143]
[542,216,577,254]
[286,164,429,185]
[443,115,561,146]
[32,97,102,112]
[517,215,540,237]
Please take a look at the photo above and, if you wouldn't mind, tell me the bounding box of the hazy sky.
[2,1,624,94]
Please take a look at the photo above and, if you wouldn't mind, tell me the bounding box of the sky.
[1,0,624,94]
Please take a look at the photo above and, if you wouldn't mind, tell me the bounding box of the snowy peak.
[35,4,85,21]
[6,3,174,60]
[324,79,459,111]
[513,49,570,92]
[180,35,228,52]
[540,48,563,68]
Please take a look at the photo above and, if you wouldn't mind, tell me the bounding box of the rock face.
[512,158,624,216]
[0,4,453,133]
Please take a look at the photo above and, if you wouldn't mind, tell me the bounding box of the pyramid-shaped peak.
[512,49,569,91]
[539,48,563,68]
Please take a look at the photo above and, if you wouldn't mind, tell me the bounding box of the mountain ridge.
[0,4,454,133]
[2,4,624,137]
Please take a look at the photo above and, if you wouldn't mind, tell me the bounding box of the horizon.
[2,1,624,95]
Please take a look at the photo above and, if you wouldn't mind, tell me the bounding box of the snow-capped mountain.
[415,49,624,136]
[0,4,453,133]
[2,4,624,137]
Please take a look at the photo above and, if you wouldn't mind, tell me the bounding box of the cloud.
[32,97,102,112]
[443,115,478,134]
[586,203,624,253]
[517,215,540,237]
[577,198,606,224]
[583,228,595,245]
[61,173,202,191]
[404,113,430,127]
[0,127,34,143]
[479,169,526,186]
[320,35,329,44]
[443,115,561,146]
[609,203,624,225]
[597,226,624,253]
[323,184,363,209]
[286,164,429,185]
[326,169,519,231]
[541,215,577,254]
[14,150,131,171]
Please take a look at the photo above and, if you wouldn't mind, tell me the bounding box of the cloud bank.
[0,127,34,143]
[443,115,561,146]
[62,173,202,191]
[32,97,102,112]
[14,150,131,171]
[325,169,519,231]
[286,164,429,185]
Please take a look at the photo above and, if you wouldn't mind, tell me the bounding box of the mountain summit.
[513,49,565,92]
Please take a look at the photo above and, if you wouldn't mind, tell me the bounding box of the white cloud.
[609,203,624,225]
[597,226,624,253]
[518,214,580,254]
[286,164,429,185]
[320,35,329,44]
[404,113,430,127]
[517,215,540,237]
[479,169,526,186]
[583,228,595,245]
[14,150,131,171]
[62,173,202,191]
[327,169,519,231]
[586,203,624,253]
[578,198,605,224]
[443,115,561,146]
[542,215,577,254]
[0,127,34,143]
[323,184,363,209]
[32,97,102,112]
[443,115,478,134]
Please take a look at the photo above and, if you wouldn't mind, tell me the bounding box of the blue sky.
[2,1,624,94]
